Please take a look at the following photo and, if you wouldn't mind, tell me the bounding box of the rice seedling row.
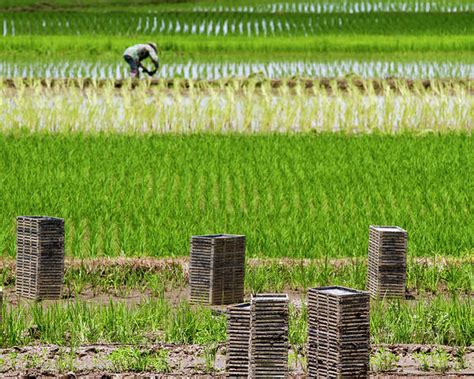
[3,34,471,70]
[0,295,471,349]
[190,0,474,14]
[1,11,472,38]
[1,59,472,80]
[4,0,473,13]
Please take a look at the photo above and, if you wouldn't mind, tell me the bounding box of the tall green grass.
[0,134,471,258]
[0,299,226,347]
[371,296,473,346]
[0,295,471,348]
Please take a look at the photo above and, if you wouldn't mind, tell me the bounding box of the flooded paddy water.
[0,60,472,80]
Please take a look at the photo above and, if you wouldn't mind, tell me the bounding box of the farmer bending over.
[123,42,159,78]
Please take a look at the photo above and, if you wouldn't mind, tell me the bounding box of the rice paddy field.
[0,0,473,377]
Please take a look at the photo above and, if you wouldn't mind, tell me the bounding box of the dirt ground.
[0,343,472,377]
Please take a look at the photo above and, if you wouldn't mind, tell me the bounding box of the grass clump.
[371,296,473,346]
[370,348,399,372]
[109,347,170,373]
[0,299,226,348]
[413,348,451,373]
[0,294,470,349]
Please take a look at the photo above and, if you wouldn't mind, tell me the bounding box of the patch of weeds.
[453,347,467,370]
[431,349,451,373]
[109,347,170,373]
[288,346,306,373]
[8,351,18,370]
[413,352,431,371]
[370,348,399,372]
[24,352,43,369]
[413,349,452,373]
[56,348,77,373]
[202,343,219,373]
[288,302,307,373]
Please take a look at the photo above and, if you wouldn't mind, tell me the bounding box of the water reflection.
[0,60,471,80]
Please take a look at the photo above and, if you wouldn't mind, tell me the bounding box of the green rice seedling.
[0,33,472,75]
[245,260,367,293]
[165,302,226,344]
[453,347,468,370]
[0,293,471,361]
[407,260,473,295]
[1,9,471,38]
[284,295,472,347]
[1,0,473,12]
[55,347,78,373]
[370,348,399,372]
[289,303,307,371]
[109,347,170,373]
[413,351,431,371]
[63,263,186,297]
[3,257,470,300]
[413,348,451,372]
[202,343,220,374]
[24,351,43,369]
[431,348,451,373]
[7,352,18,371]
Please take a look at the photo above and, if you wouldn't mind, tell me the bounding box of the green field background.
[0,133,471,258]
[1,0,472,67]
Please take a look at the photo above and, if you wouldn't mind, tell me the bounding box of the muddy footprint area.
[0,344,472,378]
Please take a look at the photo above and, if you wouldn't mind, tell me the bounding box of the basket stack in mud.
[308,286,370,378]
[16,216,65,300]
[367,225,407,299]
[250,294,289,378]
[189,234,245,305]
[226,302,251,377]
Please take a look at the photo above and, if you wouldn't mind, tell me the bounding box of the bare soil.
[0,344,472,377]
